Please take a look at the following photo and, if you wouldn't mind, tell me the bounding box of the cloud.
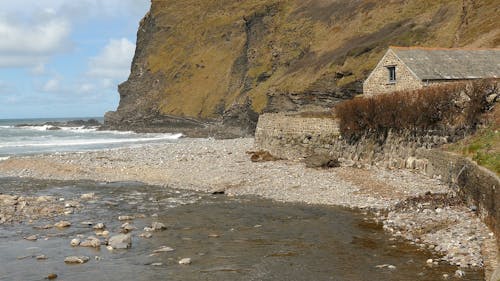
[42,78,61,92]
[87,38,135,82]
[0,12,71,68]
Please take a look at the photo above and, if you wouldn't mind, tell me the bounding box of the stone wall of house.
[363,49,423,96]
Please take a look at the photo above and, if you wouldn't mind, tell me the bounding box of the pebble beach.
[0,137,497,277]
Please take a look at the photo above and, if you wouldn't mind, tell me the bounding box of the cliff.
[104,0,500,136]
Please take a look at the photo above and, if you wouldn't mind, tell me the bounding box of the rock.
[304,153,340,169]
[36,255,48,260]
[486,93,498,104]
[405,157,417,169]
[54,221,71,228]
[490,266,500,281]
[151,263,163,266]
[151,222,166,231]
[426,259,433,264]
[178,258,191,265]
[70,238,81,246]
[208,234,220,238]
[153,246,174,253]
[96,230,110,237]
[248,150,279,162]
[80,236,101,248]
[81,221,93,226]
[139,232,152,239]
[64,256,89,264]
[121,222,136,233]
[24,235,37,241]
[454,269,465,278]
[108,234,132,249]
[93,223,105,230]
[47,273,58,279]
[118,215,134,221]
[80,193,96,200]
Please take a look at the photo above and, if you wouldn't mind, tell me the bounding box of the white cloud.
[42,78,61,92]
[77,82,95,94]
[0,13,71,68]
[87,38,135,82]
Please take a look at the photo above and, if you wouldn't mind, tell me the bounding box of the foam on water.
[0,118,183,157]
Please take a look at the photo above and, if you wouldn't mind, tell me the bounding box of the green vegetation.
[445,107,500,175]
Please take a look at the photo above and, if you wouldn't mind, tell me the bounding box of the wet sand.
[0,138,497,277]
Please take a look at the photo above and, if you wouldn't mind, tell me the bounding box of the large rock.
[108,234,132,249]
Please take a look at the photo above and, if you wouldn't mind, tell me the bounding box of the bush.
[335,79,497,141]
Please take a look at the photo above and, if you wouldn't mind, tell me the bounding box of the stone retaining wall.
[255,113,500,252]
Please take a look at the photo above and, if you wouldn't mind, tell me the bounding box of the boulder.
[108,234,132,249]
[304,153,340,169]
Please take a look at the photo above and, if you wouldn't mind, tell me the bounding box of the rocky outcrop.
[105,0,500,135]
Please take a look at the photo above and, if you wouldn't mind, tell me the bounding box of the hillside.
[104,0,500,136]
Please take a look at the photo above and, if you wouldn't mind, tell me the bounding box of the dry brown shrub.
[335,79,497,141]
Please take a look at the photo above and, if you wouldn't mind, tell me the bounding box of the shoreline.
[0,138,497,277]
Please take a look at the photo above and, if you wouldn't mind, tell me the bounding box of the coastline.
[0,138,497,277]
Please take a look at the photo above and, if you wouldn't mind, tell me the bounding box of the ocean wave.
[0,156,9,161]
[0,133,183,149]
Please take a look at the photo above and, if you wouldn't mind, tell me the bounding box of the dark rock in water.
[15,119,101,130]
[304,154,340,169]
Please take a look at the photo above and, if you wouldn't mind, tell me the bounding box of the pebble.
[121,222,136,232]
[426,259,433,264]
[64,256,89,264]
[96,230,110,237]
[54,221,71,228]
[70,238,81,246]
[36,255,48,260]
[80,221,93,226]
[153,246,174,253]
[47,273,58,279]
[208,234,220,238]
[151,263,163,266]
[24,235,38,241]
[139,232,152,239]
[179,258,191,265]
[80,193,95,200]
[80,236,101,248]
[93,223,105,230]
[454,269,465,278]
[118,215,133,221]
[151,222,166,231]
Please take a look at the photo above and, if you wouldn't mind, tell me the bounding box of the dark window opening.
[387,66,396,83]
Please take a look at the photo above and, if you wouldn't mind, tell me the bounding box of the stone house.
[363,46,500,96]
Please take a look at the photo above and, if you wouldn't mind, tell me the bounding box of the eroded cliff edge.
[104,0,499,136]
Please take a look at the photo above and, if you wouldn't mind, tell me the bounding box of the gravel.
[0,137,496,270]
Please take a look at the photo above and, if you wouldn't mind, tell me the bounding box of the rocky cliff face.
[105,0,499,136]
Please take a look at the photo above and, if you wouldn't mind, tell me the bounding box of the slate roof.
[390,47,500,80]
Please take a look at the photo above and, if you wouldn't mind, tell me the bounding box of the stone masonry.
[363,49,423,96]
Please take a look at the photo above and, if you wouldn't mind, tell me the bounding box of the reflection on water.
[0,178,483,281]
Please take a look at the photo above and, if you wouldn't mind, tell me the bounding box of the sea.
[0,118,484,280]
[0,117,182,159]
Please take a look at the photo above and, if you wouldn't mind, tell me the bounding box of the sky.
[0,0,150,119]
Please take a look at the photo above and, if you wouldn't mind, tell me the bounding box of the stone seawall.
[255,113,500,251]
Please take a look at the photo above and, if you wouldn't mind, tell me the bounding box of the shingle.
[391,47,500,80]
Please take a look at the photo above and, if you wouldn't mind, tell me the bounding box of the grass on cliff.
[445,106,500,175]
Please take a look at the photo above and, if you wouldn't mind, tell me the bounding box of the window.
[387,66,396,83]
